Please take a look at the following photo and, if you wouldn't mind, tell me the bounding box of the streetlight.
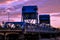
[6,9,11,22]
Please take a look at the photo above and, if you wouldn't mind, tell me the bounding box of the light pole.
[6,9,11,22]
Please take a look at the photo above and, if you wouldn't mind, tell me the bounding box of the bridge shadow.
[0,35,4,40]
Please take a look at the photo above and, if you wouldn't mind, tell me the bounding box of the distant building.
[22,6,38,24]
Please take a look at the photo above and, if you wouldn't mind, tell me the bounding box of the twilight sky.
[0,0,60,28]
